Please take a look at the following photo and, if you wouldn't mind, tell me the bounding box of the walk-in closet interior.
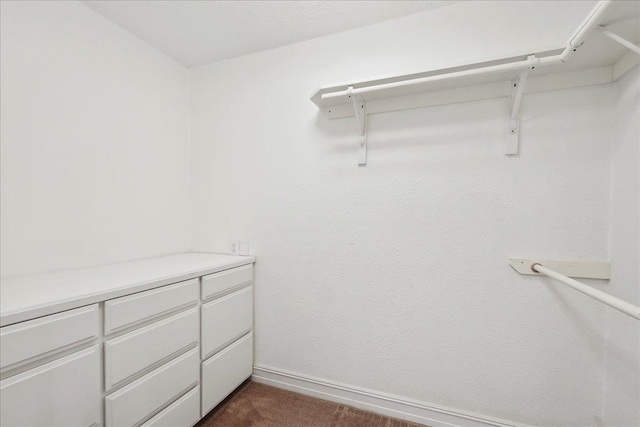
[1,1,639,426]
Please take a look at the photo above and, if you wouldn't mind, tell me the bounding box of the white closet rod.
[321,0,613,101]
[532,263,640,321]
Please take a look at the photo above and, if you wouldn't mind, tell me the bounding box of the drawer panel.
[105,279,198,335]
[0,304,99,371]
[0,345,101,427]
[201,332,253,417]
[141,386,200,427]
[201,265,252,301]
[201,286,253,360]
[106,347,199,427]
[105,307,199,391]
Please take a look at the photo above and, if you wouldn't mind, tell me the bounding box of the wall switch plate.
[239,240,249,256]
[229,239,239,255]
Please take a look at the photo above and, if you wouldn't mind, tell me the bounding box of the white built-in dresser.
[0,253,255,427]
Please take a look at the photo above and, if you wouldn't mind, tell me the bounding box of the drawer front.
[141,386,200,427]
[106,347,199,427]
[0,304,99,371]
[201,332,253,417]
[201,286,253,360]
[0,345,101,427]
[105,307,199,391]
[105,279,199,335]
[201,265,252,301]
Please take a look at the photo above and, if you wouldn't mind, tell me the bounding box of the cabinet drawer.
[201,286,253,360]
[0,304,99,371]
[201,332,253,417]
[105,279,198,335]
[141,386,200,427]
[0,345,101,427]
[106,347,199,427]
[201,265,252,301]
[105,307,199,391]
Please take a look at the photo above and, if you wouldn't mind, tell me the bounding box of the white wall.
[190,2,618,426]
[0,1,191,277]
[603,64,640,427]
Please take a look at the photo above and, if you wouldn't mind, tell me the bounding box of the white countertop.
[0,252,255,327]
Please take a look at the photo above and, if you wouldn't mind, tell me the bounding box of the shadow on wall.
[312,95,506,170]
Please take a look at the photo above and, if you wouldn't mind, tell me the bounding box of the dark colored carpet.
[197,381,428,427]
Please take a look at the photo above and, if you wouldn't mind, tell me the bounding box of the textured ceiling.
[82,1,458,68]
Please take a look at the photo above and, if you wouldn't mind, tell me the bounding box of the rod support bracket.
[509,258,610,279]
[347,86,367,166]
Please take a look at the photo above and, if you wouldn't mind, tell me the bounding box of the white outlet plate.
[229,239,239,255]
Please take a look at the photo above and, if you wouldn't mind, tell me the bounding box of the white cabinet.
[105,307,199,390]
[0,305,98,372]
[0,259,254,427]
[201,332,253,416]
[105,348,200,427]
[201,265,253,301]
[199,265,255,417]
[141,386,200,427]
[0,345,101,427]
[104,279,199,335]
[201,286,253,359]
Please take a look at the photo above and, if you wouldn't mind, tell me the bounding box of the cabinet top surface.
[0,252,255,327]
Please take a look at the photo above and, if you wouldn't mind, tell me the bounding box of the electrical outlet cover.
[229,239,239,255]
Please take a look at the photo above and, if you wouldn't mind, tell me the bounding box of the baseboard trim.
[252,365,528,427]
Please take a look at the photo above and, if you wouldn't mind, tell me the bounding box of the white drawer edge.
[104,279,199,336]
[105,308,198,347]
[201,281,252,303]
[105,308,200,391]
[202,329,252,362]
[0,304,97,334]
[201,284,253,307]
[106,348,198,399]
[107,342,199,393]
[0,304,99,372]
[202,332,253,365]
[201,332,253,415]
[0,345,100,388]
[1,337,98,380]
[105,301,198,337]
[201,265,253,302]
[105,348,199,427]
[140,385,200,427]
[134,383,199,427]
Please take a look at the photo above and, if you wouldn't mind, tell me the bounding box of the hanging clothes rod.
[531,263,640,321]
[320,0,613,101]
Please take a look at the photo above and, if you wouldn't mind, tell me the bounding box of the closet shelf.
[311,0,639,164]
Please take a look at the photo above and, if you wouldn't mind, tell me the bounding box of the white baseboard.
[252,365,529,427]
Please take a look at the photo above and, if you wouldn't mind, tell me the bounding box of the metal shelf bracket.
[597,26,640,55]
[347,86,367,166]
[505,55,537,156]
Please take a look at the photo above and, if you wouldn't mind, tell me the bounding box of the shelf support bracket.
[505,55,536,156]
[597,26,640,55]
[347,86,367,166]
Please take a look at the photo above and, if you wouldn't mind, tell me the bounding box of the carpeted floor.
[197,381,427,427]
